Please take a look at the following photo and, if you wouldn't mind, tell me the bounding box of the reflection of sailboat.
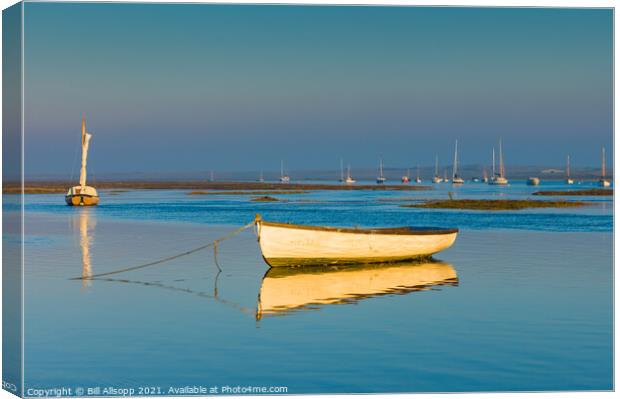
[257,261,458,318]
[73,210,96,288]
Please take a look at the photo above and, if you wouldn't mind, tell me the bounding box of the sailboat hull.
[65,186,99,206]
[257,220,458,267]
[65,195,99,206]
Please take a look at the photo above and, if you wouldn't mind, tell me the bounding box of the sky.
[22,3,613,177]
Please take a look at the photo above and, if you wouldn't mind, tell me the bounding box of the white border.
[0,2,616,399]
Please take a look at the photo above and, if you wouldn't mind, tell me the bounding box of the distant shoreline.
[3,181,433,194]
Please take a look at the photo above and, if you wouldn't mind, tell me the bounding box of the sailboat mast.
[601,147,606,178]
[347,164,351,179]
[379,158,384,178]
[416,165,420,180]
[452,139,458,178]
[492,148,496,177]
[79,116,92,189]
[281,160,284,179]
[340,158,344,181]
[435,155,439,177]
[566,155,571,178]
[499,138,504,178]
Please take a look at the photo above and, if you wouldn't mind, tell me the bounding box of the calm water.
[5,180,614,394]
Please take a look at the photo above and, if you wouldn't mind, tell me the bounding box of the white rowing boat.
[255,216,458,267]
[257,261,457,317]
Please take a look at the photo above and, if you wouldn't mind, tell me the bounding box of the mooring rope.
[70,219,257,281]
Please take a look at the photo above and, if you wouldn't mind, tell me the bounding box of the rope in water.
[70,219,257,281]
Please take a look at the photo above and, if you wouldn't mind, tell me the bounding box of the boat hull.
[65,195,99,206]
[257,221,458,267]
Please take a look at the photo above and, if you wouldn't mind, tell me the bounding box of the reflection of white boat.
[66,117,99,206]
[599,147,610,187]
[257,261,458,317]
[256,216,458,267]
[526,177,540,186]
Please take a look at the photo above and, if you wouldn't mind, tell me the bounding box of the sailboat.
[65,117,99,206]
[599,147,610,187]
[280,160,290,183]
[482,167,489,183]
[489,139,508,185]
[376,158,386,184]
[451,139,464,184]
[432,155,442,183]
[443,168,448,183]
[401,168,410,184]
[345,164,356,184]
[565,155,574,185]
[415,165,422,183]
[257,170,264,182]
[339,158,344,183]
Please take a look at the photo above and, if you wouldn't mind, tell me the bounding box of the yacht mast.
[79,116,92,189]
[452,139,458,178]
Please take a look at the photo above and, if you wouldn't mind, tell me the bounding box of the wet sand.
[4,180,431,194]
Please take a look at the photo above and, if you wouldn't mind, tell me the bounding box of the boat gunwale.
[259,220,458,236]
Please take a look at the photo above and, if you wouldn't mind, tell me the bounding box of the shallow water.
[5,180,614,394]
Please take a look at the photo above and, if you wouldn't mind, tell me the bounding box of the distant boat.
[432,155,442,184]
[451,139,465,185]
[489,139,508,185]
[443,168,448,183]
[401,168,410,184]
[257,170,264,182]
[257,261,457,318]
[599,147,610,187]
[565,154,574,185]
[280,160,290,183]
[339,158,344,183]
[65,117,99,206]
[255,216,459,267]
[472,177,480,183]
[376,158,386,184]
[414,165,422,183]
[482,167,489,183]
[527,177,540,186]
[209,170,215,182]
[345,164,356,184]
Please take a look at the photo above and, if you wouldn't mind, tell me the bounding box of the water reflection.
[71,209,96,288]
[257,261,458,319]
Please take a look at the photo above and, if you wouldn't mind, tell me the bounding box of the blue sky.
[23,3,613,176]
